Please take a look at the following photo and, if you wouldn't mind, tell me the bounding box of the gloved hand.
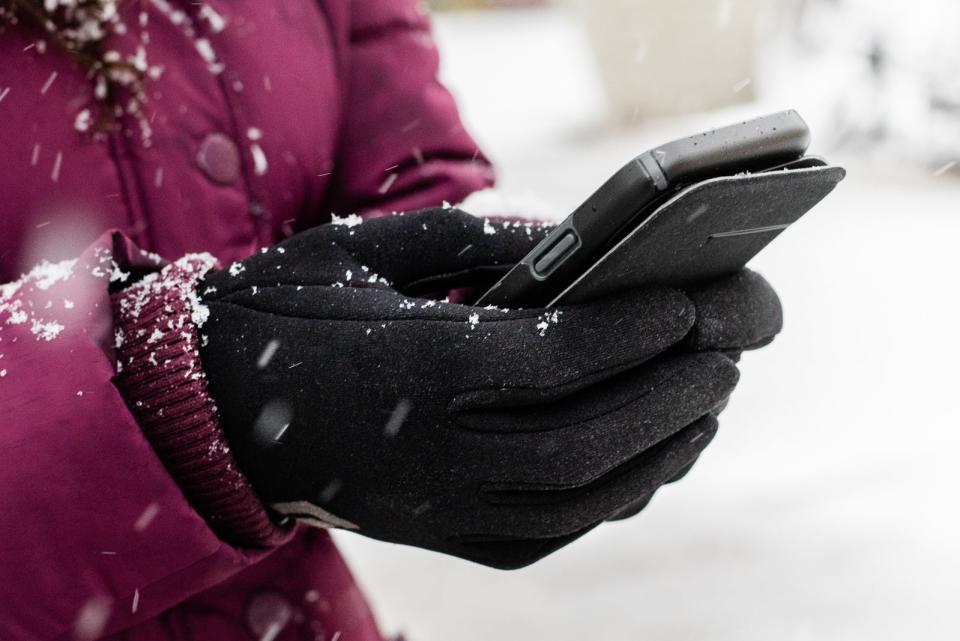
[605,267,783,521]
[197,208,781,569]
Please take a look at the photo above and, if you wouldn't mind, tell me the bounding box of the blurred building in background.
[427,0,545,9]
[772,0,960,172]
[427,0,959,175]
[564,0,760,118]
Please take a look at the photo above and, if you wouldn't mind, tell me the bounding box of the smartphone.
[475,110,841,308]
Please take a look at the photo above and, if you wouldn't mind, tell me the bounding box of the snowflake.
[535,310,561,336]
[250,143,268,176]
[331,213,364,228]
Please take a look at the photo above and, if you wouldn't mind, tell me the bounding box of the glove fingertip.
[684,269,783,352]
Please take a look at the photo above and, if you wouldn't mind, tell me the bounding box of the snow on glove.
[197,208,771,569]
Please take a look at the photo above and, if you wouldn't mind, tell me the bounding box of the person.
[0,1,783,639]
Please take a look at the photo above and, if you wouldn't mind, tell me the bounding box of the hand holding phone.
[476,110,845,308]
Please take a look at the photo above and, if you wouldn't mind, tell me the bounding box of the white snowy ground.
[335,9,960,641]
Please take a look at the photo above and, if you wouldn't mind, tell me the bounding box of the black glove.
[197,208,780,569]
[605,267,783,521]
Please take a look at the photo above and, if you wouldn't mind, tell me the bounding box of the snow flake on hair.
[6,0,234,147]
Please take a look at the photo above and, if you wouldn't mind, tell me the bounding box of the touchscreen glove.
[605,266,783,520]
[197,208,779,568]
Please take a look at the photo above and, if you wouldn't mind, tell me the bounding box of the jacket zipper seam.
[184,1,268,251]
[108,129,155,250]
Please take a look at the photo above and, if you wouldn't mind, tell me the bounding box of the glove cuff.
[111,254,291,548]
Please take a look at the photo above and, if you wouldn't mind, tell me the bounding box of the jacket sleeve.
[324,0,495,217]
[0,232,290,641]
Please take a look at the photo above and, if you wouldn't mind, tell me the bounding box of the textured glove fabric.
[198,208,779,569]
[682,268,783,353]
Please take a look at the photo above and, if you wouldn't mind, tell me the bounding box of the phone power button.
[533,230,579,277]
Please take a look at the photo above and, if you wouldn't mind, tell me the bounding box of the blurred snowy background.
[335,1,960,640]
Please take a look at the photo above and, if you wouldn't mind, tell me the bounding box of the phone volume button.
[533,230,579,277]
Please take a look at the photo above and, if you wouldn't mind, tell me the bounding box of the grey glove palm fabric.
[197,208,781,568]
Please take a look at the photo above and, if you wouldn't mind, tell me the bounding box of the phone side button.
[533,230,579,278]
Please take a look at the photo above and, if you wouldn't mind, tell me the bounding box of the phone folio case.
[556,165,846,305]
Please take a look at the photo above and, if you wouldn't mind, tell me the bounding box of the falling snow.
[73,596,112,641]
[40,71,58,95]
[319,479,343,503]
[50,151,63,183]
[378,172,398,194]
[257,339,281,369]
[134,502,160,531]
[251,143,269,176]
[933,160,956,177]
[253,400,293,444]
[384,399,412,436]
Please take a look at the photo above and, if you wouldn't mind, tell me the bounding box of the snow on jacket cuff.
[111,254,289,548]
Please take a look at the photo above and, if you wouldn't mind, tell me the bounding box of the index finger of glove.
[207,280,695,407]
[201,208,552,299]
[293,208,553,292]
[449,286,696,409]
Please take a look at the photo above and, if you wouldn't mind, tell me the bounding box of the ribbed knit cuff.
[111,254,290,548]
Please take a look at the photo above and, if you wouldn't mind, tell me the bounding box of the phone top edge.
[475,111,828,309]
[650,110,811,185]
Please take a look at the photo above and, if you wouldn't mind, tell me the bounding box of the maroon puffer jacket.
[0,1,492,639]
